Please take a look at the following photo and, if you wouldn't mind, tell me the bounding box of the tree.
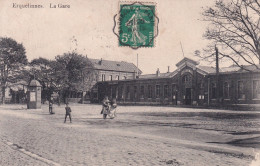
[0,37,28,104]
[199,0,260,70]
[30,57,54,102]
[53,52,97,102]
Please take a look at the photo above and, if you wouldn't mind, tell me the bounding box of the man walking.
[64,103,72,123]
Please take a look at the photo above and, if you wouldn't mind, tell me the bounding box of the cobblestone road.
[0,104,259,166]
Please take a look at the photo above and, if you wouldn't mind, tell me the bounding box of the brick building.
[84,58,141,102]
[96,58,260,106]
[89,58,141,81]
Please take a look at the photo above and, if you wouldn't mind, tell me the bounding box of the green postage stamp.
[115,2,158,49]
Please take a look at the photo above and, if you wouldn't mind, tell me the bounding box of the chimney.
[156,68,160,77]
[99,58,102,65]
[167,66,170,73]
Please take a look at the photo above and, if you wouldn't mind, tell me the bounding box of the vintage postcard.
[0,0,259,165]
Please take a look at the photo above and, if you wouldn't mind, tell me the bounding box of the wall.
[97,70,135,81]
[95,70,260,106]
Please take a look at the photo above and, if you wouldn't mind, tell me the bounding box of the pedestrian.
[64,103,72,123]
[108,98,117,119]
[101,96,110,119]
[49,98,54,114]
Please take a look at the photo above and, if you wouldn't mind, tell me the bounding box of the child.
[64,103,72,123]
[101,96,110,119]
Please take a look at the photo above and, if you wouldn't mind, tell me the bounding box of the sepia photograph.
[0,0,259,165]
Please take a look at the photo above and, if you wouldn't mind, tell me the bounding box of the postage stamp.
[114,2,159,49]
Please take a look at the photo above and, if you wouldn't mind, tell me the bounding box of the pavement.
[0,104,259,166]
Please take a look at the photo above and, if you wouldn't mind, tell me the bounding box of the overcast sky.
[0,0,216,74]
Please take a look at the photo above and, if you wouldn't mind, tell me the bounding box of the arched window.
[182,74,191,83]
[211,83,216,99]
[223,82,230,99]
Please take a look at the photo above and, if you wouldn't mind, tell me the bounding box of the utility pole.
[257,19,260,64]
[137,53,139,78]
[215,46,220,105]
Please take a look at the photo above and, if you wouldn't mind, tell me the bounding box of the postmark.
[113,2,159,49]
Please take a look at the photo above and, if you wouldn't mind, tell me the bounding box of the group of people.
[49,98,72,123]
[101,96,117,119]
[48,96,117,122]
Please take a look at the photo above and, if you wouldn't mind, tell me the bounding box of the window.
[120,86,124,99]
[116,75,120,80]
[156,85,160,98]
[126,86,130,99]
[238,81,245,99]
[101,74,105,81]
[164,85,169,98]
[253,80,260,99]
[134,86,137,98]
[172,84,177,99]
[124,76,127,80]
[115,87,118,99]
[199,95,204,100]
[211,83,216,99]
[109,87,112,98]
[172,84,177,93]
[140,86,144,99]
[182,74,191,84]
[109,75,113,81]
[199,82,204,89]
[148,85,152,98]
[223,82,230,99]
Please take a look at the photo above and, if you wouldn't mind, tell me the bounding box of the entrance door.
[185,88,191,105]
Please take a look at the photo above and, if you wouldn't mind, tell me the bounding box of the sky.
[0,0,216,74]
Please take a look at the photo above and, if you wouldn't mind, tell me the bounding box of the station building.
[71,58,141,103]
[95,58,260,106]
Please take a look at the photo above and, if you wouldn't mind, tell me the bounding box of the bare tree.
[198,0,260,70]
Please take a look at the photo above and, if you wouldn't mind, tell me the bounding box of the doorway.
[185,88,191,105]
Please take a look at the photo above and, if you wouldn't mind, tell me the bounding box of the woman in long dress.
[108,98,117,119]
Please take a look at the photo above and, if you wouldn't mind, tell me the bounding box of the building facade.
[84,58,141,103]
[95,58,260,106]
[89,58,141,81]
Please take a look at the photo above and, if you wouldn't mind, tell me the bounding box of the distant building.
[95,57,260,106]
[0,58,141,104]
[68,58,141,103]
[89,58,142,81]
[0,81,27,104]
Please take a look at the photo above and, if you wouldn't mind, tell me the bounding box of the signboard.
[30,92,36,102]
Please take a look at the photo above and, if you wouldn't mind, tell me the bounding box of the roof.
[29,80,41,87]
[89,58,142,74]
[197,66,217,74]
[198,64,260,74]
[138,72,172,79]
[176,57,199,67]
[9,81,28,91]
[97,57,260,83]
